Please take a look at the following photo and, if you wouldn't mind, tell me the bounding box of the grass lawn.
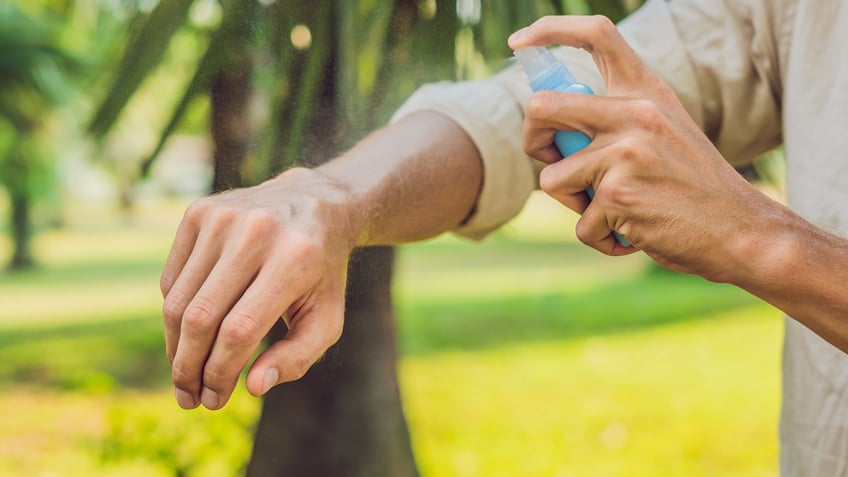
[0,193,781,476]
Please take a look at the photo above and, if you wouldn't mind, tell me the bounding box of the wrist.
[723,198,805,295]
[267,166,369,252]
[283,112,485,247]
[722,198,848,351]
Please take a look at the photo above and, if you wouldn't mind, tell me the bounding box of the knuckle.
[574,220,593,246]
[535,15,558,32]
[538,166,559,194]
[289,355,314,381]
[287,233,322,262]
[182,297,217,331]
[612,136,642,163]
[589,15,617,40]
[162,290,187,325]
[202,364,230,389]
[221,311,262,344]
[244,209,279,237]
[206,206,237,232]
[172,364,196,391]
[616,221,634,241]
[526,91,555,121]
[602,177,636,209]
[603,180,626,203]
[630,99,666,133]
[184,197,212,225]
[159,273,175,298]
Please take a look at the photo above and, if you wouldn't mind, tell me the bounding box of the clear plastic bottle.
[515,46,630,246]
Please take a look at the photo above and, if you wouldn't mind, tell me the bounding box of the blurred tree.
[0,4,75,270]
[89,0,642,475]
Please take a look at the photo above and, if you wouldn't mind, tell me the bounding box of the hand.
[508,16,779,282]
[160,167,357,410]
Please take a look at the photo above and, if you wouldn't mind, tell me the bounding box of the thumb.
[508,15,652,97]
[245,308,344,396]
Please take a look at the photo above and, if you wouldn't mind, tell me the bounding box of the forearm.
[316,111,483,246]
[731,199,848,352]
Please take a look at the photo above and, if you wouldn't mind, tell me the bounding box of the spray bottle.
[515,46,630,246]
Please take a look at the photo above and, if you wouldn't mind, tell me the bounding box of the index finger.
[160,216,199,298]
[508,15,652,96]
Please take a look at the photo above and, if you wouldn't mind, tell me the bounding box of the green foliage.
[752,147,787,194]
[0,4,74,130]
[101,397,256,477]
[0,130,53,203]
[88,0,197,137]
[468,0,642,64]
[88,0,645,183]
[138,0,261,176]
[0,3,78,269]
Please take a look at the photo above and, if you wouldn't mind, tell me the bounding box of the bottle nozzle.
[514,46,576,85]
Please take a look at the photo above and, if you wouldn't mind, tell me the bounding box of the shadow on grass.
[0,258,164,287]
[0,313,170,391]
[397,269,759,356]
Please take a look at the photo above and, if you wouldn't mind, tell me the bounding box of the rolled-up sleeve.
[389,52,604,240]
[392,0,781,240]
[391,77,536,240]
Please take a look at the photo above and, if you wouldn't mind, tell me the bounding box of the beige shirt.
[393,0,848,475]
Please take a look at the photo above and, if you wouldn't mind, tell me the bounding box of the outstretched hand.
[509,16,774,282]
[160,168,355,410]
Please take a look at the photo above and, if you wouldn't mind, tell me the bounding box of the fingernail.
[175,388,196,409]
[201,386,220,410]
[261,368,279,395]
[508,27,528,45]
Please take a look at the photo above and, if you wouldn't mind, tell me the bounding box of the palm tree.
[0,4,75,270]
[89,1,643,475]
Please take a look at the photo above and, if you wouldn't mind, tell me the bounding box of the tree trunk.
[247,4,418,475]
[210,63,252,192]
[247,247,419,477]
[8,191,34,270]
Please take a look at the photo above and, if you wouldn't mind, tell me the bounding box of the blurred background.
[0,0,785,476]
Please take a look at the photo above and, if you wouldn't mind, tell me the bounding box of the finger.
[574,203,618,252]
[538,149,597,205]
[521,107,565,164]
[525,90,645,141]
[170,253,261,409]
[160,200,214,298]
[199,267,313,409]
[245,300,345,397]
[541,151,638,255]
[160,221,199,364]
[160,220,198,298]
[161,230,223,366]
[508,15,651,95]
[575,205,637,256]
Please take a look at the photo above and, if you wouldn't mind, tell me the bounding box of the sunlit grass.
[0,199,184,328]
[0,193,781,476]
[0,388,258,477]
[403,305,780,477]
